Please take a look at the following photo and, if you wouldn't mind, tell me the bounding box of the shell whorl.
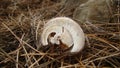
[41,17,85,53]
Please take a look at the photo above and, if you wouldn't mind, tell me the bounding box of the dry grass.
[0,0,120,68]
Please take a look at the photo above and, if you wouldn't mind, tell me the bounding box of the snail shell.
[41,17,85,53]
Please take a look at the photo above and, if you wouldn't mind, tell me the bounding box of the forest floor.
[0,0,120,68]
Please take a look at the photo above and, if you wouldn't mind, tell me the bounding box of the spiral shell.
[41,17,85,53]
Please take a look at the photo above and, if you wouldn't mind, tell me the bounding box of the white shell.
[41,17,85,53]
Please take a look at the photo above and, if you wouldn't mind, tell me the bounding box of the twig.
[0,48,24,68]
